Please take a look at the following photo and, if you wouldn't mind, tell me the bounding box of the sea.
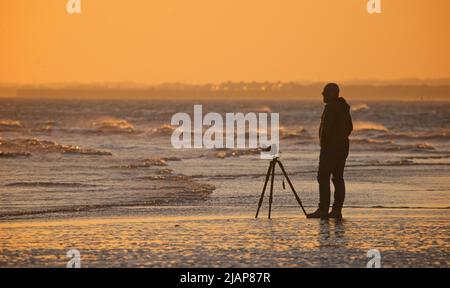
[0,98,449,220]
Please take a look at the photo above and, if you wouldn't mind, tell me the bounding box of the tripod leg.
[277,161,308,217]
[255,161,274,218]
[268,161,276,219]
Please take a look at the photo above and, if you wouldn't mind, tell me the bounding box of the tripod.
[255,157,308,219]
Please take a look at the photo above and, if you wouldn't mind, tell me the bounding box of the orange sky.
[1,0,449,84]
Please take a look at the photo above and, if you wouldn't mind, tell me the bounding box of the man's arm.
[319,105,336,149]
[346,109,353,137]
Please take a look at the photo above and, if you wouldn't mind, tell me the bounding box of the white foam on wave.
[353,121,388,132]
[0,119,22,131]
[92,117,136,133]
[0,138,112,156]
[351,104,369,112]
[374,130,450,141]
[350,138,435,152]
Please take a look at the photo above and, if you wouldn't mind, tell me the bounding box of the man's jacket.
[319,97,353,155]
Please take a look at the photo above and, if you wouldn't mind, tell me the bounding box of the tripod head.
[260,144,279,160]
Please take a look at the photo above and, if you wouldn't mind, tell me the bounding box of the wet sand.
[0,208,448,268]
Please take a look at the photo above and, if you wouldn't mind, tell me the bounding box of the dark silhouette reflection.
[333,219,346,238]
[315,219,348,267]
[317,219,347,248]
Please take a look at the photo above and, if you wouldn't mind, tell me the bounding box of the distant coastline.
[1,80,450,100]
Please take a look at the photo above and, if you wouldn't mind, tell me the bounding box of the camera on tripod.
[260,144,279,160]
[255,145,307,219]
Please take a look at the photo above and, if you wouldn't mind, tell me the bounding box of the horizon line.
[2,78,450,88]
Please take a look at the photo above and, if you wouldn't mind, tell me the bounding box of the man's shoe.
[307,208,329,219]
[328,210,343,219]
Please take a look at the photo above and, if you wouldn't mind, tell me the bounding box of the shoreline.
[1,204,449,223]
[1,208,448,268]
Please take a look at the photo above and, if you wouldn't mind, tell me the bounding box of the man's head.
[322,83,340,103]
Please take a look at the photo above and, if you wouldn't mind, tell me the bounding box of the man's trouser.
[317,148,348,212]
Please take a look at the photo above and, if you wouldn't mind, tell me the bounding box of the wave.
[347,161,449,168]
[5,182,97,188]
[350,138,435,152]
[0,138,112,156]
[0,118,132,135]
[115,157,181,169]
[152,123,289,141]
[0,170,216,219]
[0,119,56,133]
[353,121,388,133]
[0,119,22,131]
[189,158,450,180]
[347,205,450,210]
[190,172,265,180]
[377,159,414,166]
[351,104,369,112]
[92,117,136,134]
[280,126,312,140]
[124,170,216,200]
[0,119,60,134]
[374,130,450,141]
[62,146,112,156]
[405,155,450,160]
[0,151,31,158]
[209,148,262,159]
[31,120,57,133]
[256,105,272,113]
[137,174,191,181]
[149,124,176,136]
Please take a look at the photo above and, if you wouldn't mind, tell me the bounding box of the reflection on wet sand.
[0,209,448,268]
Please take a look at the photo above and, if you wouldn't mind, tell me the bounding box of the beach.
[0,208,448,268]
[0,99,449,267]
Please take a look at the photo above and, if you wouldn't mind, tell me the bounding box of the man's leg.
[307,150,333,219]
[330,157,346,218]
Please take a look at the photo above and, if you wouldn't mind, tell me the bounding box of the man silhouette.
[307,83,353,219]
